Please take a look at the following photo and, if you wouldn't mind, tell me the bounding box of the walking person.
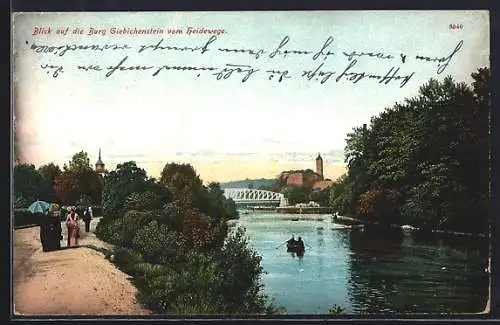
[83,206,92,232]
[65,206,80,247]
[40,203,63,252]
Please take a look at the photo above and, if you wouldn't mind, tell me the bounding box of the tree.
[329,174,354,215]
[102,161,169,218]
[160,163,204,208]
[125,191,164,211]
[67,151,103,205]
[310,188,330,207]
[329,68,490,234]
[283,185,311,205]
[76,194,93,207]
[68,151,91,173]
[38,163,61,202]
[205,182,239,220]
[96,160,278,315]
[54,170,75,204]
[14,164,45,203]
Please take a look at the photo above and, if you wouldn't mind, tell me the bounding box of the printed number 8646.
[449,24,464,30]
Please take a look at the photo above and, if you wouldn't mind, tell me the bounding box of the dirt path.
[13,218,151,316]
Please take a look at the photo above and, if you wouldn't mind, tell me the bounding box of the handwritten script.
[26,33,464,88]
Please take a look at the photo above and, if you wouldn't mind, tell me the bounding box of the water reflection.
[233,212,488,314]
[347,228,489,314]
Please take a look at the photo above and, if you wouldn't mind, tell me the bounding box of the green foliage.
[67,151,91,172]
[96,209,156,247]
[102,161,170,218]
[14,164,46,203]
[132,220,182,264]
[112,247,145,275]
[310,188,330,207]
[96,161,277,315]
[13,152,104,206]
[13,209,43,227]
[330,68,490,234]
[125,191,164,211]
[14,196,29,209]
[76,194,93,207]
[130,228,279,315]
[38,163,61,202]
[282,185,312,205]
[359,189,399,224]
[160,164,239,222]
[65,151,103,205]
[160,163,203,207]
[214,227,273,314]
[329,174,354,215]
[219,178,275,191]
[328,304,345,315]
[204,182,239,220]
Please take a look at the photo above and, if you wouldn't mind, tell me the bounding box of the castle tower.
[315,153,324,181]
[95,148,105,174]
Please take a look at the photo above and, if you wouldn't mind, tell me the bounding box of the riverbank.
[276,206,335,214]
[13,218,151,316]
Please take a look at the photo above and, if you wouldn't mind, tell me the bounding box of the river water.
[231,211,489,315]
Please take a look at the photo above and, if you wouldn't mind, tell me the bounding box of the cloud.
[107,153,148,160]
[261,138,300,146]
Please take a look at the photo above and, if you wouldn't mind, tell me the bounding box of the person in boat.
[296,236,305,251]
[286,235,296,251]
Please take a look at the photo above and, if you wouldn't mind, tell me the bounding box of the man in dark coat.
[83,207,92,232]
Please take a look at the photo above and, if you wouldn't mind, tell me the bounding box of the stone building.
[277,153,334,190]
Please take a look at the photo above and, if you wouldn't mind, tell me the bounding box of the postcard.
[11,11,490,317]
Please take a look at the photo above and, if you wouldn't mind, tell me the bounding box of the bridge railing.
[223,188,285,203]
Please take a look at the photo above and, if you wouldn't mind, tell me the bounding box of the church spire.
[95,148,105,173]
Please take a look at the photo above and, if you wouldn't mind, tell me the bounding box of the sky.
[12,11,489,183]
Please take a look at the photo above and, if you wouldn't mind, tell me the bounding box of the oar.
[275,241,288,249]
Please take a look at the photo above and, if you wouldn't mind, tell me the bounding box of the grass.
[84,244,114,259]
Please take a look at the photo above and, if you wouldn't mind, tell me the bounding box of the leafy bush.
[76,194,93,207]
[329,69,490,234]
[112,247,144,275]
[102,162,170,219]
[95,210,156,247]
[132,220,182,265]
[14,196,29,209]
[96,161,280,315]
[167,253,225,314]
[13,209,42,227]
[125,191,163,211]
[213,227,276,314]
[329,304,345,315]
[133,263,179,313]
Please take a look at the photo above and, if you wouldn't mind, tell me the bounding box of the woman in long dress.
[65,206,80,247]
[40,203,63,251]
